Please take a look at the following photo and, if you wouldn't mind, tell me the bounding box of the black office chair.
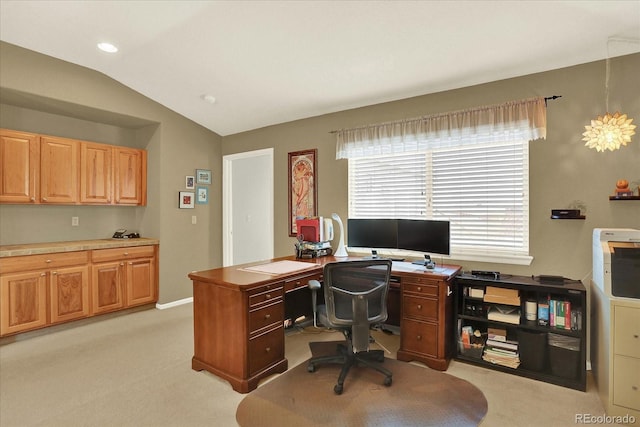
[307,259,393,394]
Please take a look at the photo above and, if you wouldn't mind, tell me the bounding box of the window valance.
[335,97,547,159]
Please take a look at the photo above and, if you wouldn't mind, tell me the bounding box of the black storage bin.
[518,330,547,371]
[548,333,580,379]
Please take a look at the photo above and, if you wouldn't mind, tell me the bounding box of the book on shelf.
[487,304,521,324]
[486,338,518,351]
[483,286,520,306]
[482,349,521,369]
[548,298,576,330]
[487,327,507,342]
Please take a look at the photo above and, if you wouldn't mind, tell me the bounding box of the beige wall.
[0,42,223,304]
[223,53,640,282]
[1,40,638,305]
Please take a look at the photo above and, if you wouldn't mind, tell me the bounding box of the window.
[348,140,530,264]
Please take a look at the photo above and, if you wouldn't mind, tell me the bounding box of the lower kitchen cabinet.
[0,240,159,337]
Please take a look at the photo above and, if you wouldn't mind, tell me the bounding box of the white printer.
[592,228,640,299]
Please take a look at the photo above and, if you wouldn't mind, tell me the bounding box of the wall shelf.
[609,196,640,200]
[550,216,586,220]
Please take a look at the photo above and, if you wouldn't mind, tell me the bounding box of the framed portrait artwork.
[179,191,195,209]
[288,149,317,236]
[196,169,212,184]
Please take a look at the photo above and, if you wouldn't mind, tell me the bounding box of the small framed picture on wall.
[196,186,208,204]
[196,169,212,184]
[186,176,195,190]
[179,191,195,209]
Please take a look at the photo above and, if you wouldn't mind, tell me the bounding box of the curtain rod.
[328,95,562,134]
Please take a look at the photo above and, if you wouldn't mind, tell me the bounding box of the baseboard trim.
[156,297,193,310]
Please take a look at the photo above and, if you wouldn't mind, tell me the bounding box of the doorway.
[222,148,274,266]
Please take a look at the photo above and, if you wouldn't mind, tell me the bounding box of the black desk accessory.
[471,270,501,280]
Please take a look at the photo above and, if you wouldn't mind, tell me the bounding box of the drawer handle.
[42,197,48,201]
[266,294,271,299]
[40,273,46,277]
[52,271,57,275]
[265,347,271,353]
[120,263,124,267]
[416,335,422,341]
[634,334,639,339]
[30,197,35,202]
[632,386,638,391]
[264,314,271,320]
[46,259,52,263]
[417,286,422,291]
[417,304,422,310]
[124,252,129,256]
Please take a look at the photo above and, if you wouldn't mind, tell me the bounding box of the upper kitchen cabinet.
[40,135,80,204]
[0,129,39,203]
[0,129,147,206]
[114,147,147,206]
[80,141,112,204]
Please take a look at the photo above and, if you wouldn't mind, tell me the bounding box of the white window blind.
[349,140,529,261]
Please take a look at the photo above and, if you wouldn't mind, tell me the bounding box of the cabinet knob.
[417,286,422,291]
[52,271,57,275]
[30,197,35,202]
[45,259,52,263]
[42,197,48,201]
[417,304,422,310]
[416,335,422,341]
[634,334,639,339]
[123,252,129,256]
[266,294,271,299]
[265,347,271,353]
[120,263,124,266]
[265,314,271,319]
[40,273,46,277]
[632,385,638,391]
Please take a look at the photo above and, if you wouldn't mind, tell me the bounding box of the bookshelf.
[454,274,587,391]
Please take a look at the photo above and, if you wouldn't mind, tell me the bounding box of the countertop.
[0,238,160,258]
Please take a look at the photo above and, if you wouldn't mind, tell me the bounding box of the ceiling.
[1,1,639,136]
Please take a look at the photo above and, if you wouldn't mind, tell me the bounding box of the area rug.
[236,341,487,427]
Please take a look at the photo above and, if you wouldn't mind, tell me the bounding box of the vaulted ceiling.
[1,1,639,136]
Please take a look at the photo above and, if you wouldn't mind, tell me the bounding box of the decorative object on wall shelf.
[613,179,633,197]
[186,175,195,190]
[179,191,195,209]
[196,186,208,204]
[288,149,317,236]
[196,169,212,184]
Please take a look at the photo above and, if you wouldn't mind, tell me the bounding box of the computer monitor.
[347,219,397,249]
[396,219,450,256]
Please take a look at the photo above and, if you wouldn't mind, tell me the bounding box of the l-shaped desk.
[188,255,461,393]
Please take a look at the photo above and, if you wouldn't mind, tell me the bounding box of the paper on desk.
[241,260,316,275]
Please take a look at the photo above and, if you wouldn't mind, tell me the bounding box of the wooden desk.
[188,256,460,393]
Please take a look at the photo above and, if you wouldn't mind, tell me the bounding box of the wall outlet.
[191,215,197,225]
[71,216,79,226]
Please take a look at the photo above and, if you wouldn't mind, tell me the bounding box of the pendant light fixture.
[582,38,636,152]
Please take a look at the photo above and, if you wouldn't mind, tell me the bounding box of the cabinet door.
[91,261,124,314]
[40,136,79,204]
[114,147,146,205]
[0,271,47,335]
[80,142,112,204]
[0,129,39,204]
[125,257,156,306]
[50,265,90,324]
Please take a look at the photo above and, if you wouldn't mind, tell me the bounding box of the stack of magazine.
[482,329,520,369]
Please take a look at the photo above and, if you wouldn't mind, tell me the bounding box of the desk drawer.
[613,355,640,410]
[401,318,438,358]
[91,246,155,263]
[403,281,439,297]
[284,273,322,293]
[403,295,438,321]
[248,285,283,308]
[0,251,88,274]
[249,325,284,376]
[249,300,284,334]
[614,306,640,358]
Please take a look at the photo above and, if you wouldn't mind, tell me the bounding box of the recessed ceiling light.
[201,94,217,104]
[97,42,118,53]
